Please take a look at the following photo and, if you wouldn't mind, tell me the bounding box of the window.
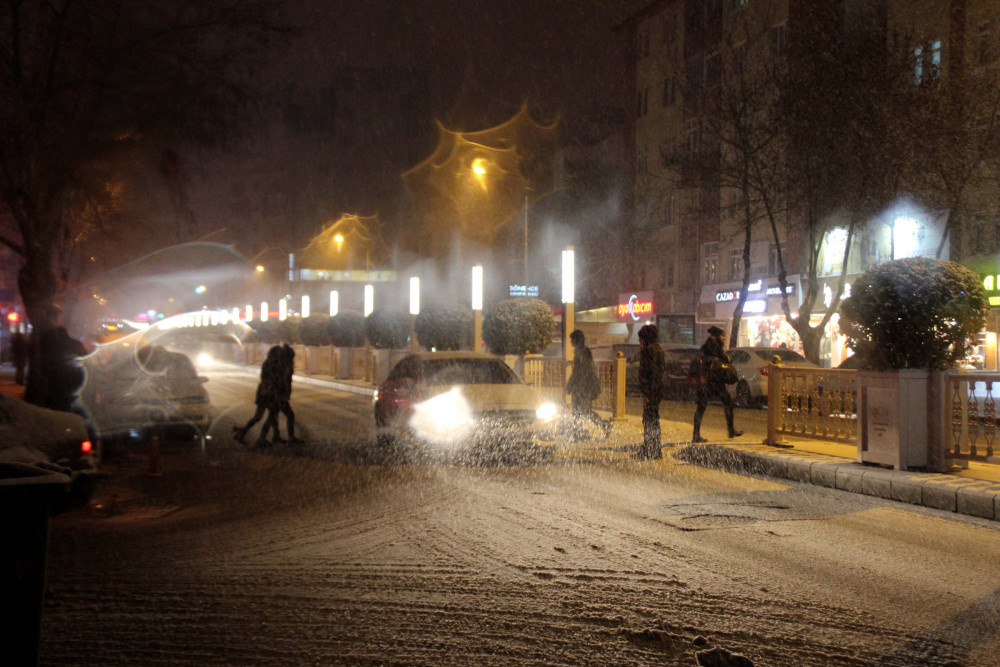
[914,39,942,84]
[770,23,787,57]
[660,138,678,167]
[662,15,677,45]
[702,242,719,284]
[767,243,780,276]
[731,0,748,8]
[729,248,742,280]
[684,118,701,158]
[662,76,676,106]
[636,86,649,118]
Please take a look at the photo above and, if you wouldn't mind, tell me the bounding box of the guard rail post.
[765,360,786,447]
[614,352,627,421]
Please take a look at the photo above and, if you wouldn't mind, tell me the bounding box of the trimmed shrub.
[414,304,472,351]
[299,314,332,346]
[365,309,410,349]
[329,312,366,347]
[840,256,989,370]
[482,297,554,355]
[248,318,298,345]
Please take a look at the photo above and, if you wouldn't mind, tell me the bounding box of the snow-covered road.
[37,370,1000,666]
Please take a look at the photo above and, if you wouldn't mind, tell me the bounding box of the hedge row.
[244,297,553,354]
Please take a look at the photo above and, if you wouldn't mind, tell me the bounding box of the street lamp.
[364,284,374,317]
[562,246,575,388]
[261,301,269,322]
[409,276,420,352]
[329,290,339,317]
[245,304,253,322]
[472,265,483,352]
[279,298,287,321]
[301,295,310,318]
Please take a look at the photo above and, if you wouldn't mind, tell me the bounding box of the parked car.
[726,347,819,408]
[620,343,701,400]
[373,351,561,463]
[80,343,211,445]
[0,391,97,506]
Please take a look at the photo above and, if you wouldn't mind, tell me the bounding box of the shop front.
[698,276,802,349]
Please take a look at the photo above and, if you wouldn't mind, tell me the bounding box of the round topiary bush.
[299,314,332,346]
[840,256,989,370]
[365,309,410,349]
[482,297,554,355]
[329,312,366,347]
[414,304,472,351]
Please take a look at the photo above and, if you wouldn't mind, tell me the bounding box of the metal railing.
[943,372,1000,463]
[766,365,858,445]
[522,354,627,420]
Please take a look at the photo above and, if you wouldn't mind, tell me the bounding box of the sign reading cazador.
[617,292,654,321]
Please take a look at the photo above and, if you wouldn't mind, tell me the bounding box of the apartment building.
[621,0,1000,365]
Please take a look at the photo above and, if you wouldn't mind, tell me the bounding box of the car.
[619,343,700,400]
[726,347,819,408]
[80,343,211,446]
[373,351,561,463]
[0,391,98,507]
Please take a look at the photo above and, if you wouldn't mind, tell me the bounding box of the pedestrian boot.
[728,430,743,438]
[232,425,247,445]
[692,435,708,443]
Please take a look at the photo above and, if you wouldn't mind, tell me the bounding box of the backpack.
[687,353,707,386]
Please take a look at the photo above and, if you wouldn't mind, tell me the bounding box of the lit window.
[703,242,719,283]
[729,248,742,281]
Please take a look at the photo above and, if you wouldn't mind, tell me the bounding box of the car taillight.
[759,367,769,376]
[81,440,93,455]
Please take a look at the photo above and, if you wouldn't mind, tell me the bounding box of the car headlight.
[536,402,558,422]
[409,387,472,445]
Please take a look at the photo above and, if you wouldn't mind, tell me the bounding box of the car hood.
[421,383,552,413]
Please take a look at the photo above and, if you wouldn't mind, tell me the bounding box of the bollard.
[148,436,162,477]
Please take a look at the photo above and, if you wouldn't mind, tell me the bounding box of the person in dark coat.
[272,344,303,444]
[233,345,284,446]
[565,330,611,440]
[636,324,665,460]
[692,325,742,442]
[39,327,86,413]
[11,331,28,386]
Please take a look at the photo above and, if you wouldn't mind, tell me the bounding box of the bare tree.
[1,0,291,403]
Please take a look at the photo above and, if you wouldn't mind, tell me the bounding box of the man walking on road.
[636,324,665,460]
[692,326,742,442]
[565,330,611,440]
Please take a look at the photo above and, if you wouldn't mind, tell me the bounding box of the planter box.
[857,369,932,470]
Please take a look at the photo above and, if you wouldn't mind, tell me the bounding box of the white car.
[373,351,560,463]
[727,347,818,408]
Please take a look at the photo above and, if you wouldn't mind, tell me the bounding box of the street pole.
[472,265,483,353]
[562,247,575,398]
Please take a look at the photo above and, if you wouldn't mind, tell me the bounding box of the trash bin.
[0,462,72,667]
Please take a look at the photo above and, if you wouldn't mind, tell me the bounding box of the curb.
[674,443,1000,522]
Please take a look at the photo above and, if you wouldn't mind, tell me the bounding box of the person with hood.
[691,325,743,442]
[565,330,611,439]
[272,344,303,444]
[636,324,665,460]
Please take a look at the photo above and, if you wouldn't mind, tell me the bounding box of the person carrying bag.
[691,326,742,442]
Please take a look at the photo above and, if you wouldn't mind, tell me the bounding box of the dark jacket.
[566,345,600,401]
[639,341,665,402]
[699,335,732,386]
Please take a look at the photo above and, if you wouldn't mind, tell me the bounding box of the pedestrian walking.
[11,331,28,386]
[565,330,611,440]
[636,324,665,460]
[233,345,284,447]
[273,344,303,444]
[691,325,743,443]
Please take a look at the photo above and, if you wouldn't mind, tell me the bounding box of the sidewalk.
[303,372,1000,522]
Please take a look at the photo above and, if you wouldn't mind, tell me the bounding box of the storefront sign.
[509,284,539,297]
[617,291,654,321]
[982,274,1000,306]
[765,284,795,296]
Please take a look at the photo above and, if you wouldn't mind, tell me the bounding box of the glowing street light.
[364,284,374,317]
[409,276,420,351]
[472,265,483,352]
[245,305,253,322]
[279,299,287,321]
[301,295,311,318]
[261,301,269,322]
[562,246,575,388]
[329,290,339,317]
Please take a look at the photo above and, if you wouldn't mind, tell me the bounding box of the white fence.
[765,366,858,445]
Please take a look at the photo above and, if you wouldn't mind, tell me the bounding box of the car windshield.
[421,359,521,386]
[754,349,807,362]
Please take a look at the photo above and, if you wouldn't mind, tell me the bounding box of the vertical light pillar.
[472,265,483,352]
[301,295,310,318]
[329,290,339,317]
[232,307,240,323]
[409,276,420,352]
[245,305,253,323]
[364,284,374,317]
[278,299,287,321]
[562,246,575,393]
[261,301,269,322]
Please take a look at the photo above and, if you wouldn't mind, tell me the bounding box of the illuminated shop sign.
[716,282,795,302]
[617,291,654,321]
[744,300,767,314]
[982,274,1000,307]
[509,284,539,297]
